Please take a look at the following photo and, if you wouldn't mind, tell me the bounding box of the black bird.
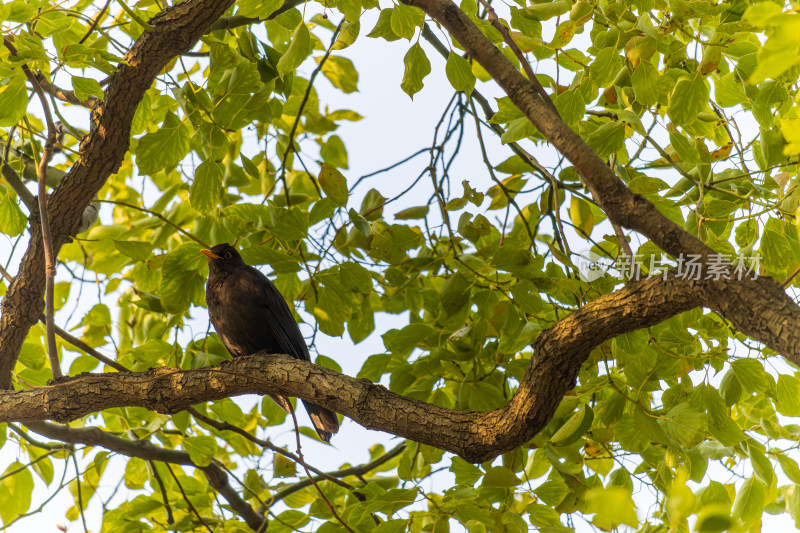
[201,243,339,442]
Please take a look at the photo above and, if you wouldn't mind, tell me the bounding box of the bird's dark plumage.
[202,243,339,442]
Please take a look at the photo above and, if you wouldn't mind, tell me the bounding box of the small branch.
[0,160,35,211]
[71,452,89,533]
[116,0,156,31]
[79,0,112,44]
[782,266,800,288]
[6,36,64,380]
[165,463,213,533]
[100,199,210,247]
[274,21,344,206]
[288,403,356,533]
[25,421,265,529]
[206,0,306,32]
[419,24,552,180]
[468,98,536,250]
[188,406,354,492]
[35,74,99,109]
[475,0,555,110]
[149,460,175,525]
[267,443,406,506]
[49,319,129,372]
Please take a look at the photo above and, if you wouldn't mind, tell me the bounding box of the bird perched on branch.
[201,243,339,442]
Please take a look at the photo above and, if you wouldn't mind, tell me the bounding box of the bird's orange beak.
[201,249,221,260]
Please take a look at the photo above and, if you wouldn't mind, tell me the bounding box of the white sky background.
[1,1,798,531]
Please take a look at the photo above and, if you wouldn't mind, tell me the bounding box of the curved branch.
[0,273,721,463]
[403,0,800,363]
[0,0,236,388]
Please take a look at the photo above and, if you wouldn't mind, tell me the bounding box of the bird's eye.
[224,251,233,260]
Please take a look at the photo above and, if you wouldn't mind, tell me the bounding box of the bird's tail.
[302,400,340,443]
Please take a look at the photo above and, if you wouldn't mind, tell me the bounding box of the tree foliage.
[2,0,800,531]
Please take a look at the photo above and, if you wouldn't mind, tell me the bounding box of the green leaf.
[777,452,800,484]
[321,56,359,93]
[394,205,429,220]
[0,191,27,236]
[714,72,748,108]
[277,22,311,78]
[587,121,626,158]
[72,76,103,101]
[273,454,297,477]
[367,9,401,42]
[747,441,774,487]
[113,240,154,262]
[589,47,624,87]
[450,457,483,485]
[554,89,585,126]
[585,487,639,529]
[183,436,217,467]
[631,61,660,107]
[383,323,433,354]
[401,43,431,98]
[732,477,765,523]
[124,458,148,489]
[668,75,709,127]
[569,196,594,236]
[333,20,360,50]
[334,0,361,22]
[159,243,205,314]
[524,0,570,20]
[534,478,570,506]
[238,0,282,17]
[241,245,301,273]
[318,164,348,206]
[439,272,470,316]
[0,70,28,127]
[776,375,800,416]
[321,135,349,169]
[390,2,424,40]
[730,358,770,392]
[445,52,476,95]
[0,462,33,523]
[662,402,707,447]
[190,159,224,214]
[136,112,192,175]
[481,466,520,487]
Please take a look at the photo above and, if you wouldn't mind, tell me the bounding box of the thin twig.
[100,199,210,247]
[79,0,112,44]
[149,460,175,525]
[266,443,406,507]
[782,266,800,288]
[273,21,344,206]
[165,464,214,533]
[468,98,536,250]
[288,403,356,533]
[419,24,553,180]
[71,452,89,533]
[4,37,63,380]
[0,261,128,372]
[187,406,354,491]
[474,0,556,110]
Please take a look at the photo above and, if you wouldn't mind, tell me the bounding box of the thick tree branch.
[405,0,800,364]
[0,273,726,462]
[404,0,708,259]
[0,0,236,388]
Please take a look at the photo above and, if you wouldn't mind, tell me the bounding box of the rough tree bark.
[0,0,236,388]
[1,0,800,470]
